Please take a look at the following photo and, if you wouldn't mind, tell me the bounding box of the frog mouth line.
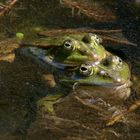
[71,80,131,101]
[80,80,131,88]
[112,80,132,89]
[61,79,131,89]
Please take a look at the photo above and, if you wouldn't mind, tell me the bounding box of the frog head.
[61,55,131,101]
[23,33,108,69]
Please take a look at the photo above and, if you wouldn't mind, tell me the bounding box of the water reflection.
[0,0,140,139]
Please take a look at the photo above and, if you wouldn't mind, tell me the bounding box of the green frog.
[20,33,131,114]
[21,33,109,69]
[61,55,131,102]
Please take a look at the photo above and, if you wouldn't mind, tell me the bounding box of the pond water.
[0,0,140,140]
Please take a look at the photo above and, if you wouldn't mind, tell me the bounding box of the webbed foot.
[37,94,63,115]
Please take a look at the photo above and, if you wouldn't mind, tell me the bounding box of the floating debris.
[0,0,18,17]
[41,74,56,88]
[107,100,140,126]
[60,0,116,22]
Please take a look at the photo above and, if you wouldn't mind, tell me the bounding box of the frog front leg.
[37,93,64,116]
[37,73,64,116]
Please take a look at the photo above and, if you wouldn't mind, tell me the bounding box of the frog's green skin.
[20,33,132,115]
[22,33,109,69]
[21,44,131,102]
[34,54,131,115]
[61,54,131,101]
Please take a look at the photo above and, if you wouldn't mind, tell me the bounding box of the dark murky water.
[0,0,140,140]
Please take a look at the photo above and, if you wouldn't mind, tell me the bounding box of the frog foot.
[37,94,63,116]
[38,100,56,115]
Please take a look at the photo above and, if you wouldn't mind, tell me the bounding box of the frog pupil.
[64,42,71,49]
[81,67,88,72]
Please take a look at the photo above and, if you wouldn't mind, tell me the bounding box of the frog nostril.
[102,59,110,66]
[83,50,88,53]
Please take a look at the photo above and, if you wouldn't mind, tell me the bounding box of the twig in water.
[0,0,18,17]
[106,100,140,126]
[60,0,116,21]
[74,95,108,115]
[38,28,122,36]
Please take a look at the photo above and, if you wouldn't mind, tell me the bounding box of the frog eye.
[118,58,123,64]
[113,56,123,64]
[91,34,102,44]
[112,56,123,68]
[64,40,75,51]
[82,33,93,43]
[83,33,102,44]
[79,64,93,76]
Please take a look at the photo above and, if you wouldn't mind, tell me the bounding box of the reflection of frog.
[20,33,131,114]
[21,33,108,69]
